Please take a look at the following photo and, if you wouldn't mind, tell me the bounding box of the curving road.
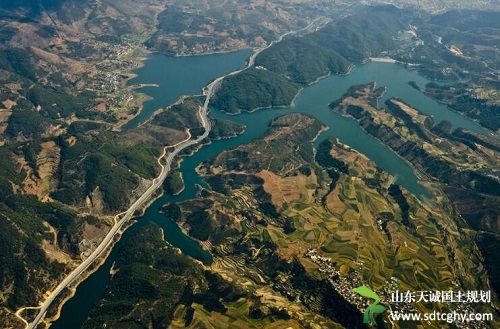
[23,79,214,329]
[22,17,328,329]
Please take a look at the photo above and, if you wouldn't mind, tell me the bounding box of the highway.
[247,16,329,67]
[21,18,327,329]
[23,73,214,329]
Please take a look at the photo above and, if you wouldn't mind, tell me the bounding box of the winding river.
[52,51,485,328]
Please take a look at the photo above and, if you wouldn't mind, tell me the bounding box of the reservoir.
[52,54,486,328]
[123,50,253,129]
[51,50,252,329]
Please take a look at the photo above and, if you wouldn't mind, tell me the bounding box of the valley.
[0,1,498,329]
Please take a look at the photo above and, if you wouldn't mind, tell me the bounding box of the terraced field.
[163,113,492,328]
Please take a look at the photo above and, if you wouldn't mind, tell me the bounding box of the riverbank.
[171,47,254,58]
[45,24,330,326]
[369,57,398,63]
[50,60,486,329]
[25,127,200,328]
[45,22,490,329]
[34,31,277,329]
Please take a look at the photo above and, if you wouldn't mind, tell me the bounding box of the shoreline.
[13,43,156,328]
[217,69,337,116]
[369,57,398,63]
[219,65,434,201]
[162,46,254,58]
[330,89,434,199]
[41,23,326,321]
[112,47,153,130]
[41,158,172,327]
[25,18,432,328]
[25,128,199,328]
[26,20,275,327]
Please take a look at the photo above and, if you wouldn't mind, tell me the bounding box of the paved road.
[22,18,327,329]
[247,17,328,67]
[24,78,214,329]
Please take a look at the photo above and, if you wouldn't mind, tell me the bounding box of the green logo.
[352,285,386,325]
